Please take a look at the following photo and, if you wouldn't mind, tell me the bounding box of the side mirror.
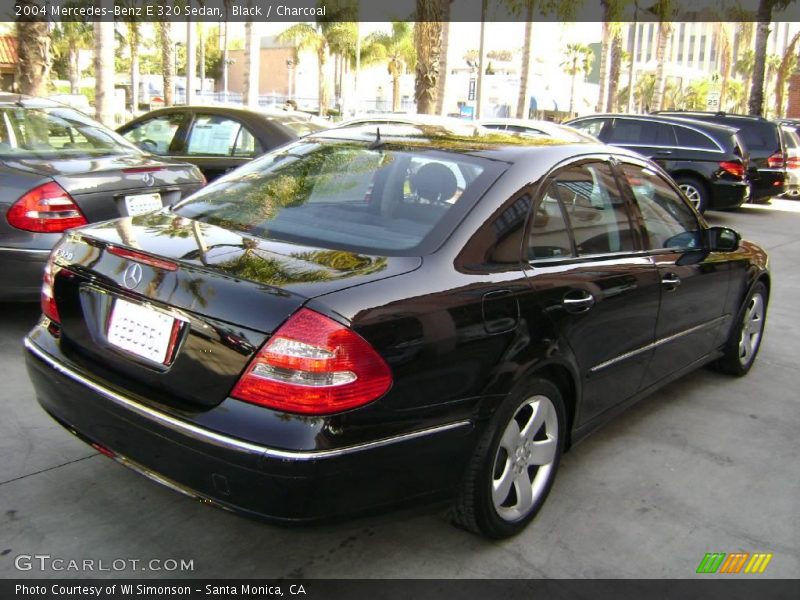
[706,226,740,252]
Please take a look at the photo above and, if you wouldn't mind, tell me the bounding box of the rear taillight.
[41,249,60,323]
[767,152,786,169]
[107,246,178,271]
[787,156,800,170]
[719,160,745,178]
[6,182,87,233]
[231,308,392,415]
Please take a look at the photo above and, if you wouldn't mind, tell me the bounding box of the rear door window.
[608,119,676,146]
[186,114,254,156]
[674,126,718,150]
[552,162,636,255]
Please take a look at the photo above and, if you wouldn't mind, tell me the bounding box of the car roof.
[306,123,641,162]
[572,113,740,136]
[0,93,70,109]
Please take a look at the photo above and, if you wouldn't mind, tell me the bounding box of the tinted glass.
[187,115,244,156]
[674,126,717,150]
[621,164,701,249]
[555,162,635,255]
[571,118,607,138]
[731,122,778,151]
[122,113,185,155]
[608,119,676,145]
[175,141,502,254]
[0,107,138,158]
[527,184,573,260]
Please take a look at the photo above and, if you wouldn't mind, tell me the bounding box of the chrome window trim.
[25,338,471,461]
[588,315,729,373]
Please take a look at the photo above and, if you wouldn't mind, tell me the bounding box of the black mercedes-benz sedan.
[0,94,205,301]
[24,125,770,538]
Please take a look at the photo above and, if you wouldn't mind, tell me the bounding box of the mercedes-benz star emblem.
[122,263,143,290]
[142,172,155,186]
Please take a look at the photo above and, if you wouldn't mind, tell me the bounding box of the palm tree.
[561,42,594,117]
[606,31,625,111]
[650,0,675,112]
[775,32,800,118]
[596,1,629,112]
[764,54,782,116]
[749,0,793,116]
[278,23,333,116]
[243,16,260,107]
[362,22,416,113]
[159,22,175,106]
[414,0,442,114]
[15,1,51,96]
[52,22,92,95]
[128,21,141,112]
[94,9,114,126]
[435,0,452,115]
[509,0,580,119]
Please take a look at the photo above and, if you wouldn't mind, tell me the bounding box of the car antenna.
[369,127,384,150]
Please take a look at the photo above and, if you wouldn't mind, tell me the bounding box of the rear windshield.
[730,122,779,151]
[174,140,505,255]
[0,106,138,159]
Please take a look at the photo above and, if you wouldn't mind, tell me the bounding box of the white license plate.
[107,298,176,363]
[124,192,162,216]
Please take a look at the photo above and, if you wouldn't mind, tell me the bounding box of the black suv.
[656,111,786,203]
[566,114,749,213]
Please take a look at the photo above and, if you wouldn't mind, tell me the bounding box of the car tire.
[676,176,708,213]
[713,282,768,377]
[451,377,565,539]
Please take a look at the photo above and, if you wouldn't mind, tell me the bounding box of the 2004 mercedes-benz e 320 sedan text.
[24,125,769,538]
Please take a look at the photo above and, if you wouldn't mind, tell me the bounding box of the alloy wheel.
[739,292,765,366]
[491,395,558,522]
[679,183,703,210]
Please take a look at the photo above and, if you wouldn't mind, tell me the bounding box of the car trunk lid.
[46,210,419,409]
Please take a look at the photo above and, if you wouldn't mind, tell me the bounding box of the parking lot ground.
[0,201,798,579]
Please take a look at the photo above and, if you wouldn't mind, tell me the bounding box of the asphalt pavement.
[1,200,798,579]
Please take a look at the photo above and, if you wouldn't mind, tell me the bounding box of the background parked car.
[0,94,204,301]
[118,106,328,181]
[479,118,599,142]
[655,111,786,203]
[567,114,749,213]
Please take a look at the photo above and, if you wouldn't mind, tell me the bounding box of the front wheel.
[451,378,565,538]
[713,282,768,376]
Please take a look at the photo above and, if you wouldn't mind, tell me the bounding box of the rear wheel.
[451,378,565,538]
[676,176,708,213]
[714,282,768,376]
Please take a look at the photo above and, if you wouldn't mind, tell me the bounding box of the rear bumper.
[708,180,748,210]
[0,246,50,301]
[750,169,785,201]
[25,337,475,523]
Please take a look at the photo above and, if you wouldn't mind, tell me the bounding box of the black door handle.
[562,290,595,313]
